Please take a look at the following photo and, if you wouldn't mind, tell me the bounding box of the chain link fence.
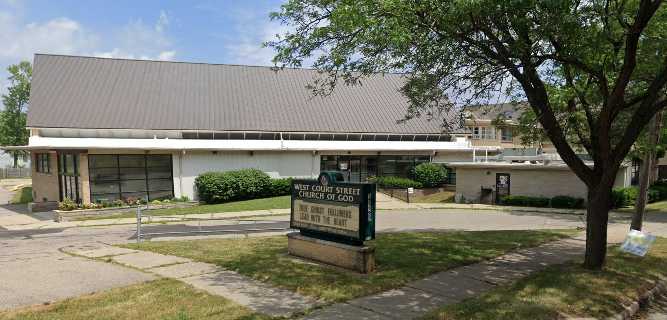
[0,167,31,179]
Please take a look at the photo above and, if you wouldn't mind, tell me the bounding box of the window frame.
[500,127,513,142]
[88,154,174,203]
[471,126,496,140]
[35,153,51,173]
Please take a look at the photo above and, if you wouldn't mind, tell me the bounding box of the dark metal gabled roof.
[27,54,456,134]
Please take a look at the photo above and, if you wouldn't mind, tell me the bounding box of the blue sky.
[0,0,289,89]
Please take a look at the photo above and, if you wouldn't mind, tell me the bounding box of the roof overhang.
[23,136,482,152]
[447,161,625,170]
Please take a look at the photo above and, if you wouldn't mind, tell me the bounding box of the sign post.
[288,178,376,273]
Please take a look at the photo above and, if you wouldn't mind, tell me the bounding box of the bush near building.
[373,176,423,189]
[499,195,585,209]
[550,196,585,209]
[611,181,667,209]
[500,195,551,208]
[195,169,292,204]
[413,163,447,187]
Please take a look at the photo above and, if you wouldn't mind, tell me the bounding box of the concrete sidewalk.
[301,237,584,320]
[63,231,610,320]
[0,209,290,231]
[62,242,319,317]
[303,229,636,320]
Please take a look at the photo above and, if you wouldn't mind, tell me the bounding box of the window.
[471,127,495,140]
[36,153,50,173]
[501,127,513,142]
[89,154,174,203]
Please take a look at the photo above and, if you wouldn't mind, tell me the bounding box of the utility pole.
[631,110,663,231]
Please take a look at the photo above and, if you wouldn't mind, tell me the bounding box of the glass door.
[58,152,80,203]
[495,173,510,203]
[349,157,361,182]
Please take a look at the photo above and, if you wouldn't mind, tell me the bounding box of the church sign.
[290,179,376,245]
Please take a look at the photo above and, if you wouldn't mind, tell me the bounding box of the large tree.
[268,0,667,269]
[0,61,32,168]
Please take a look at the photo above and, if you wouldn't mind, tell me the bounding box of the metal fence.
[134,206,291,242]
[0,167,31,179]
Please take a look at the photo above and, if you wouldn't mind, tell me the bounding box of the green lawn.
[73,196,291,221]
[10,186,32,204]
[0,279,270,320]
[617,200,667,213]
[123,230,576,302]
[424,237,667,320]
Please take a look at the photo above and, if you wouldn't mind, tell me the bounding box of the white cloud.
[0,13,97,60]
[156,10,169,33]
[224,21,288,66]
[91,11,175,61]
[0,9,177,95]
[157,50,176,61]
[0,9,176,67]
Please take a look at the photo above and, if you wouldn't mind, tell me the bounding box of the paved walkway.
[60,236,588,319]
[0,230,155,311]
[302,236,587,319]
[61,242,319,317]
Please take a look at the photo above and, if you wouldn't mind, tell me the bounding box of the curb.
[608,280,666,320]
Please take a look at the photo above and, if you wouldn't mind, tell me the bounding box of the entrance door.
[349,157,361,182]
[58,152,80,203]
[337,156,361,182]
[495,173,510,203]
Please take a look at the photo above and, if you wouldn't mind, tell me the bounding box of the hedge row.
[195,169,291,204]
[372,176,423,189]
[611,182,667,208]
[500,195,585,209]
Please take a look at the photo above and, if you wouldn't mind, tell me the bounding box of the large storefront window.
[320,155,430,182]
[88,154,174,203]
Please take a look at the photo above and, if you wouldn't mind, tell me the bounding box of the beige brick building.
[450,162,632,204]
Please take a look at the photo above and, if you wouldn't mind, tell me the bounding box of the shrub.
[413,163,447,187]
[173,195,190,202]
[375,176,423,189]
[58,198,78,211]
[267,178,292,197]
[611,187,638,208]
[550,196,585,209]
[195,169,272,204]
[649,181,667,202]
[500,195,550,207]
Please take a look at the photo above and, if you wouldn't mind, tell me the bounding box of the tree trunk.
[632,152,651,231]
[631,111,663,231]
[584,185,612,270]
[12,153,18,168]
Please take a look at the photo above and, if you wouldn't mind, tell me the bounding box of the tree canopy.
[268,0,667,269]
[0,61,32,167]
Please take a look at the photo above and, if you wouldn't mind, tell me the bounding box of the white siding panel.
[177,151,319,200]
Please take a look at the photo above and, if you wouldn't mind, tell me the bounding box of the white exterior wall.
[455,165,632,203]
[173,150,320,200]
